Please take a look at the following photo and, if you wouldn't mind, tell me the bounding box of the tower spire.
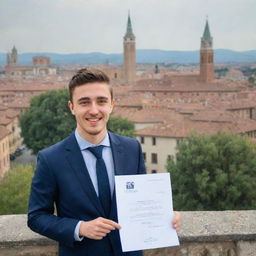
[202,19,212,39]
[123,11,136,84]
[124,12,135,39]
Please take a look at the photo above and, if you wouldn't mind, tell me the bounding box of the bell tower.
[6,46,18,65]
[123,12,136,84]
[199,20,214,83]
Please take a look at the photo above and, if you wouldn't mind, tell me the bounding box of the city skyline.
[0,0,256,54]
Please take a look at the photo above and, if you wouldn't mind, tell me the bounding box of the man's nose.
[88,102,99,114]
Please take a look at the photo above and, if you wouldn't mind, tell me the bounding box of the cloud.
[0,0,255,53]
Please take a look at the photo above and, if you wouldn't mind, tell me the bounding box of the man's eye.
[80,101,89,105]
[98,99,108,104]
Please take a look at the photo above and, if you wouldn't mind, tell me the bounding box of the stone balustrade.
[0,211,255,256]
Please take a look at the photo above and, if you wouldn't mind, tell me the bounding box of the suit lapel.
[109,132,126,176]
[109,132,127,220]
[64,133,105,216]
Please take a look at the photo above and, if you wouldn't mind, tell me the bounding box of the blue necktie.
[87,145,111,217]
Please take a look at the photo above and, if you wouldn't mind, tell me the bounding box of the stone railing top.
[0,211,255,247]
[181,210,256,242]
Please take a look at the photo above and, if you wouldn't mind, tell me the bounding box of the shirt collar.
[75,129,110,150]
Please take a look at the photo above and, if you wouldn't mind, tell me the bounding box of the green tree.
[167,133,256,210]
[0,164,34,214]
[214,67,229,79]
[19,89,76,154]
[20,89,135,154]
[108,116,135,138]
[248,76,255,85]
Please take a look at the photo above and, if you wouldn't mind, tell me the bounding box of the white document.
[115,173,179,252]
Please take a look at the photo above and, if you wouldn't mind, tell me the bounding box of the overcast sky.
[0,0,255,54]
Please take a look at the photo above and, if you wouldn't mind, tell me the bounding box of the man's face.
[68,82,114,142]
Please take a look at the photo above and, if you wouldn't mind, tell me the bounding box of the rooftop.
[136,117,256,138]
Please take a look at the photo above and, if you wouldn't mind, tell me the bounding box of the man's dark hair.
[68,68,113,101]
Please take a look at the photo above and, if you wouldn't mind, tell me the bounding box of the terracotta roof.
[112,108,184,124]
[163,102,205,113]
[0,116,12,125]
[0,91,15,96]
[113,86,133,96]
[136,118,256,138]
[4,109,20,119]
[190,110,238,123]
[211,99,256,110]
[116,94,144,108]
[133,83,240,93]
[134,78,241,93]
[234,119,256,134]
[3,97,30,109]
[0,84,64,92]
[112,107,138,119]
[0,105,8,111]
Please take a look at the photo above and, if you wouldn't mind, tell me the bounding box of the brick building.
[0,109,22,154]
[0,126,10,179]
[199,20,214,83]
[5,47,57,78]
[136,116,256,173]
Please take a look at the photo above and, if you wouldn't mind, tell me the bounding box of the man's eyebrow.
[77,96,109,102]
[97,96,109,100]
[77,97,90,102]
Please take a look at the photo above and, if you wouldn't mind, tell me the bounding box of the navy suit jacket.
[28,132,146,256]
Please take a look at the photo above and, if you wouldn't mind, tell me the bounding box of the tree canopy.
[19,89,76,154]
[167,133,256,211]
[214,67,229,79]
[19,89,135,154]
[107,116,135,138]
[0,164,33,214]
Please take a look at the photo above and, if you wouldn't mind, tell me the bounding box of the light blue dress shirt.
[74,129,115,241]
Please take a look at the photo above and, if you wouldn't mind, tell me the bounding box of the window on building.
[151,153,158,164]
[151,170,157,173]
[140,136,144,144]
[142,152,146,161]
[167,155,172,161]
[250,108,253,119]
[152,137,156,145]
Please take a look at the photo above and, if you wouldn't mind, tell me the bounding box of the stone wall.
[0,211,255,256]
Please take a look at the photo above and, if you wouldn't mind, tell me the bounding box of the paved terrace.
[0,211,255,256]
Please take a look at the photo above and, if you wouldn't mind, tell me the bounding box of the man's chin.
[87,128,105,136]
[88,131,101,136]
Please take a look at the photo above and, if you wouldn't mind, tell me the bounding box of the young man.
[28,68,180,256]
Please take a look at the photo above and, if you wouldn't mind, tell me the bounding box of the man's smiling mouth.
[86,117,103,125]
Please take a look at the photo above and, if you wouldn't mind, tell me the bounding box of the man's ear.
[110,99,115,113]
[68,100,75,115]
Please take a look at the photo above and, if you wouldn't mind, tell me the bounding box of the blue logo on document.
[126,181,135,189]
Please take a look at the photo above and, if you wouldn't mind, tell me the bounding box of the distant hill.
[0,49,255,65]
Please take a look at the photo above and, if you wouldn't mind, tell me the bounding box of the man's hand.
[172,211,181,232]
[79,217,121,240]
